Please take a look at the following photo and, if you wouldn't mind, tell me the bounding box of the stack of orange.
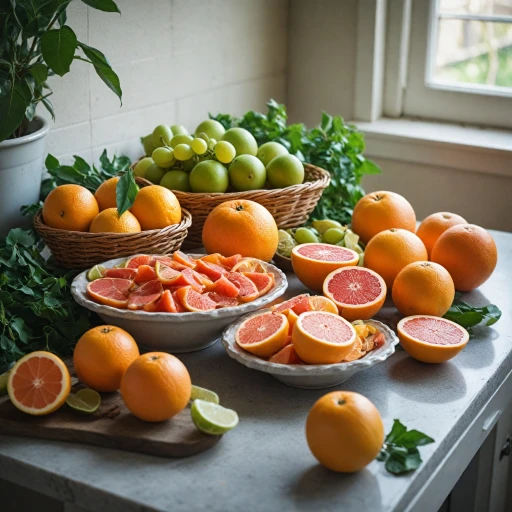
[42,179,182,234]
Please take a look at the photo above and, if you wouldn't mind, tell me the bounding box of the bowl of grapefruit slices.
[222,294,398,389]
[71,252,287,353]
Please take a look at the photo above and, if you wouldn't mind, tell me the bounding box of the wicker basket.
[134,163,330,246]
[34,207,192,270]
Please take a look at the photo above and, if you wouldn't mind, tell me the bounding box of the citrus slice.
[397,315,469,363]
[235,312,288,357]
[127,280,163,310]
[271,294,310,314]
[269,344,302,364]
[213,275,240,298]
[284,308,299,334]
[191,385,219,404]
[66,388,101,415]
[155,260,181,284]
[172,291,187,312]
[173,251,196,268]
[190,269,215,291]
[191,399,239,435]
[219,254,242,269]
[226,273,259,302]
[103,268,137,280]
[87,278,132,308]
[206,292,239,307]
[0,369,11,396]
[231,258,267,273]
[292,311,357,364]
[291,243,359,292]
[342,337,365,362]
[200,253,222,265]
[242,272,274,297]
[8,351,71,416]
[87,265,106,281]
[308,295,338,314]
[126,254,155,269]
[154,289,177,312]
[175,286,217,312]
[133,264,157,284]
[323,267,387,321]
[195,259,226,281]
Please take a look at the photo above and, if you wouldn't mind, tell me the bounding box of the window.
[390,0,512,129]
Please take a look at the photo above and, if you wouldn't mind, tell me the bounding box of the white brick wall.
[42,0,288,164]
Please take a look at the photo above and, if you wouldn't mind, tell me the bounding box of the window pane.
[433,19,512,90]
[440,0,512,17]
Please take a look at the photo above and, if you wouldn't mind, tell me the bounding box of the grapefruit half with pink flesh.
[226,272,259,302]
[292,311,357,364]
[291,243,359,292]
[397,315,469,363]
[127,280,163,310]
[87,278,132,308]
[175,286,217,312]
[103,268,137,280]
[243,272,274,297]
[235,312,289,357]
[323,267,387,321]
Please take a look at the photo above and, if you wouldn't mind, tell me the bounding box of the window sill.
[353,118,512,178]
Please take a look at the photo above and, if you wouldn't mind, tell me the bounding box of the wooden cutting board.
[0,365,220,458]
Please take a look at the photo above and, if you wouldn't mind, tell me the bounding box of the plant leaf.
[6,228,36,247]
[41,97,55,120]
[0,78,30,141]
[116,170,138,216]
[29,63,48,85]
[45,153,60,170]
[80,0,120,13]
[77,41,122,103]
[41,25,77,76]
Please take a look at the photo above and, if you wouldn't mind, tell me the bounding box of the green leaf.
[6,228,36,247]
[0,78,30,142]
[385,419,407,444]
[444,298,502,329]
[385,448,422,474]
[77,42,122,103]
[29,63,48,85]
[359,159,382,175]
[41,97,55,120]
[41,25,77,76]
[73,155,91,172]
[116,169,139,216]
[45,153,60,170]
[80,0,120,13]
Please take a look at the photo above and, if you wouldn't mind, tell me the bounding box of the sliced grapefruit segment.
[243,272,274,297]
[235,312,289,357]
[271,294,310,314]
[291,243,359,292]
[195,259,226,281]
[155,260,182,284]
[175,286,217,312]
[103,268,137,280]
[172,291,187,312]
[292,311,357,364]
[154,289,177,313]
[284,308,299,334]
[8,351,71,416]
[342,337,365,362]
[219,254,242,269]
[133,264,157,284]
[190,269,215,291]
[226,273,259,303]
[200,253,222,265]
[397,315,469,363]
[207,292,239,308]
[87,278,132,308]
[323,267,387,321]
[127,280,163,310]
[126,254,155,269]
[269,344,303,364]
[231,258,268,273]
[307,295,339,314]
[173,250,196,268]
[213,275,240,298]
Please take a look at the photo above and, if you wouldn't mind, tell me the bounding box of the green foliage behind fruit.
[210,100,382,225]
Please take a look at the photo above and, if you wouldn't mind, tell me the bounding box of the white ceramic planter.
[0,117,50,237]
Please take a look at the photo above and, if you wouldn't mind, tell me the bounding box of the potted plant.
[0,0,123,237]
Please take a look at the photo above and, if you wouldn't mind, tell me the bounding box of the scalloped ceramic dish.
[222,314,398,389]
[71,255,288,353]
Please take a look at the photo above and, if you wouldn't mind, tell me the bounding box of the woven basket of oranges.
[34,177,191,270]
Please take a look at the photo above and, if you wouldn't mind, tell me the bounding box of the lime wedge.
[114,259,128,269]
[191,385,219,404]
[0,370,10,397]
[66,389,101,415]
[191,399,239,435]
[86,265,105,281]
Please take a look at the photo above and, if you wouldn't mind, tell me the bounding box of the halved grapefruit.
[213,275,240,298]
[291,243,359,292]
[103,268,137,280]
[126,254,155,269]
[271,294,310,314]
[8,351,71,416]
[231,258,267,273]
[323,267,387,321]
[235,312,289,357]
[292,311,357,364]
[226,273,259,302]
[127,280,163,310]
[397,315,469,363]
[87,278,132,308]
[133,264,157,284]
[175,286,217,312]
[207,292,239,308]
[269,344,302,364]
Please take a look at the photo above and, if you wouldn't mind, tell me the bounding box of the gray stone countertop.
[0,230,511,512]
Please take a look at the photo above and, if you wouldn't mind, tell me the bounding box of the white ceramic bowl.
[71,256,288,353]
[222,315,398,389]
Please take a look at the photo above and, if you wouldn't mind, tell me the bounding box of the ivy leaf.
[41,25,77,76]
[80,0,120,13]
[116,169,139,216]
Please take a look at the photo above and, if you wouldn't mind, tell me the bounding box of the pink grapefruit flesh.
[235,312,288,357]
[127,280,163,310]
[87,278,132,308]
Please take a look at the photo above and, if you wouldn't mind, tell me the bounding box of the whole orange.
[43,184,99,232]
[392,261,455,317]
[120,352,191,422]
[73,325,140,392]
[364,228,428,288]
[306,391,384,473]
[89,208,141,233]
[202,200,278,261]
[416,212,467,258]
[130,185,182,230]
[94,177,119,211]
[351,191,416,244]
[431,224,497,291]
